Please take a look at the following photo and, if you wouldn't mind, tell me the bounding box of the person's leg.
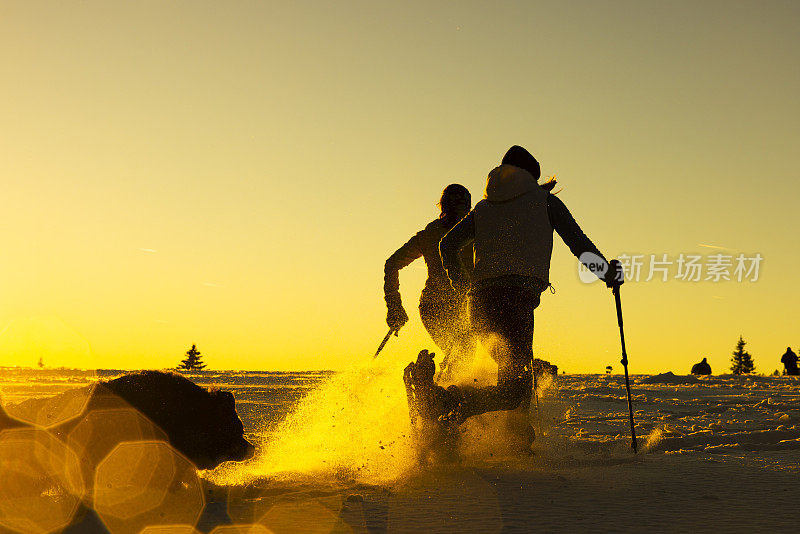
[419,298,475,380]
[419,298,455,354]
[485,286,538,448]
[498,286,536,406]
[459,286,538,419]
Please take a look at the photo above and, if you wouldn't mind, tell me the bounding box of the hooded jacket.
[472,164,554,285]
[440,165,608,293]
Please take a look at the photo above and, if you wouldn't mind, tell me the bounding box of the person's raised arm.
[547,195,622,286]
[439,211,475,293]
[383,233,423,330]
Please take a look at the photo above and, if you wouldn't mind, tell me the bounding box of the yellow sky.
[1,1,798,373]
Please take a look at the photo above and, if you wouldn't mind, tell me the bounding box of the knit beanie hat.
[501,145,540,179]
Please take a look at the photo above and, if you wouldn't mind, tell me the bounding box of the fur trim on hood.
[484,164,539,202]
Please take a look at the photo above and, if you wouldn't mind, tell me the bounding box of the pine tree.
[178,344,206,371]
[729,336,755,375]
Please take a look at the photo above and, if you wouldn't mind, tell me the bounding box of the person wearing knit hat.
[418,145,624,449]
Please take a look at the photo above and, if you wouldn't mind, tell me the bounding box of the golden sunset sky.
[1,1,797,373]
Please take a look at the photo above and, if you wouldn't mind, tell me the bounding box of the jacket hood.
[484,164,539,202]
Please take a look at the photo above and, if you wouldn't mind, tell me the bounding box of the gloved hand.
[605,259,625,288]
[386,299,409,331]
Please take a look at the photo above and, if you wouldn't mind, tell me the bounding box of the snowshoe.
[403,350,462,464]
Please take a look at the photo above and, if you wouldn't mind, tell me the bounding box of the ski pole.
[374,328,397,358]
[612,275,637,452]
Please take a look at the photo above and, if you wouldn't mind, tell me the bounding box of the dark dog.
[1,370,255,470]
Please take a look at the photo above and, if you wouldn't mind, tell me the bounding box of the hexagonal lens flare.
[94,441,205,534]
[0,428,86,534]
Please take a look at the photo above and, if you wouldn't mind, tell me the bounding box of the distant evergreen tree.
[729,336,755,375]
[178,344,206,371]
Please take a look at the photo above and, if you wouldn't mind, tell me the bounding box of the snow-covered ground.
[2,370,799,533]
[550,373,800,456]
[208,371,800,533]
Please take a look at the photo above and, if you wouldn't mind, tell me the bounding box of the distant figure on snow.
[691,357,711,375]
[384,184,475,380]
[781,347,798,376]
[407,145,623,450]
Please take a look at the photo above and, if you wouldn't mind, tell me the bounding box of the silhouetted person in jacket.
[384,184,475,380]
[781,347,798,376]
[691,357,712,375]
[414,146,622,447]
